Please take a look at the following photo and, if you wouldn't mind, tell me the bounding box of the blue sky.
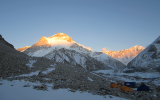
[0,0,160,51]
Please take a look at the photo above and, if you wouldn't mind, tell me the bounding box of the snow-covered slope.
[24,33,126,71]
[69,43,126,71]
[116,57,135,66]
[124,36,160,73]
[103,45,145,65]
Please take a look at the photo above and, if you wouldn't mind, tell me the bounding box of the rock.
[109,96,113,98]
[23,83,30,87]
[33,84,47,90]
[70,89,76,92]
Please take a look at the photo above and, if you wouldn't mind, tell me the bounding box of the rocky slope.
[0,35,14,49]
[0,35,29,77]
[0,35,61,77]
[103,45,145,65]
[24,33,126,71]
[124,36,160,73]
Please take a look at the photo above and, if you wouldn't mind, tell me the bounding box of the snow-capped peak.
[131,45,145,51]
[102,45,145,65]
[33,33,75,47]
[49,33,74,43]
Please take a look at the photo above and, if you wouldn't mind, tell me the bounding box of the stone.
[70,89,76,92]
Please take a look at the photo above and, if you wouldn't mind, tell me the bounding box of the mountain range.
[17,33,145,66]
[1,33,160,100]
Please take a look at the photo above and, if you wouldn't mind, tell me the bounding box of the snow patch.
[88,77,93,81]
[17,70,40,77]
[94,70,114,75]
[26,60,37,68]
[42,68,55,74]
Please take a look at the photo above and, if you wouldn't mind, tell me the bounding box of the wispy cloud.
[101,47,110,52]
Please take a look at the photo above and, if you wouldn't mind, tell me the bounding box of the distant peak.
[17,46,30,52]
[103,45,145,59]
[131,45,145,50]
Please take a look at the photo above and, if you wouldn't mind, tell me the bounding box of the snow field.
[0,80,128,100]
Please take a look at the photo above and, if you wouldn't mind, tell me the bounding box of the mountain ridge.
[103,45,145,65]
[17,33,144,66]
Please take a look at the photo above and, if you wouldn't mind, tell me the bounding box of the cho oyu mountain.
[124,36,160,73]
[23,33,126,71]
[103,45,145,65]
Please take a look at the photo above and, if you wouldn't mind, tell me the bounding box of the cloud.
[101,47,110,52]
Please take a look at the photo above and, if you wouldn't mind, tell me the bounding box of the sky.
[0,0,160,51]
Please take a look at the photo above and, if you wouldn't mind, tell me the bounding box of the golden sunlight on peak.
[103,45,145,59]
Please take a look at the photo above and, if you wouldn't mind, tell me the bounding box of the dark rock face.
[0,34,14,49]
[0,35,29,77]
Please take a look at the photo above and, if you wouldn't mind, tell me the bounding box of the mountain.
[24,33,126,71]
[17,46,31,52]
[124,36,160,73]
[103,45,145,65]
